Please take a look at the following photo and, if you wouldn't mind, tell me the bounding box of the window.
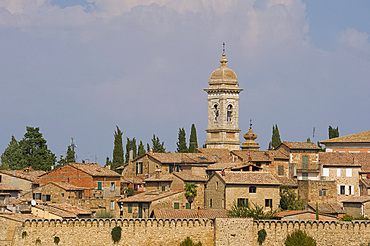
[237,198,248,207]
[110,201,114,210]
[346,168,352,177]
[302,155,308,169]
[128,204,132,213]
[214,104,219,121]
[161,186,165,192]
[337,169,341,177]
[33,193,41,200]
[61,193,64,197]
[186,203,191,209]
[174,202,180,209]
[210,199,213,208]
[302,173,308,180]
[339,185,345,195]
[322,168,329,177]
[265,199,273,208]
[136,162,143,174]
[227,104,232,122]
[0,175,2,183]
[216,182,218,190]
[278,166,284,176]
[111,182,115,192]
[169,165,173,173]
[249,186,256,193]
[319,189,327,197]
[97,182,102,190]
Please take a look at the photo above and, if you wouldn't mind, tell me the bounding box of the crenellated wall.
[6,217,370,246]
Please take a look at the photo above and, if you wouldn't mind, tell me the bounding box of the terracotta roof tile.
[120,191,182,203]
[0,213,41,222]
[34,203,91,218]
[153,208,228,219]
[216,171,280,185]
[341,195,370,203]
[206,162,242,171]
[320,152,369,167]
[0,169,45,183]
[120,176,145,184]
[360,179,370,188]
[46,182,84,191]
[275,210,337,220]
[173,172,208,182]
[274,176,297,187]
[68,163,120,177]
[0,183,22,191]
[307,202,345,214]
[320,131,370,143]
[197,148,238,163]
[145,173,173,182]
[231,150,272,162]
[281,142,321,150]
[148,153,217,164]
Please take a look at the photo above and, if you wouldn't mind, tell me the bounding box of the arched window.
[227,104,233,122]
[214,104,219,121]
[249,186,256,193]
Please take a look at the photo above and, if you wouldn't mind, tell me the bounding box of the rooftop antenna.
[71,138,77,152]
[249,119,252,129]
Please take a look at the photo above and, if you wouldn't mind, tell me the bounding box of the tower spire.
[222,42,225,54]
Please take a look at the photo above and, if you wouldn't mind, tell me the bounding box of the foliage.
[105,157,112,168]
[125,137,137,163]
[111,226,122,243]
[340,214,369,221]
[137,141,146,156]
[66,145,75,163]
[280,186,304,211]
[3,127,57,171]
[228,202,277,220]
[315,203,319,220]
[317,141,325,152]
[268,124,281,150]
[176,128,188,153]
[112,126,124,171]
[22,231,27,239]
[125,187,135,197]
[257,229,267,245]
[328,126,339,139]
[184,183,197,208]
[188,124,198,153]
[96,211,114,218]
[54,236,60,245]
[151,134,166,153]
[306,137,311,143]
[0,135,27,170]
[36,238,41,245]
[284,230,316,246]
[179,237,202,246]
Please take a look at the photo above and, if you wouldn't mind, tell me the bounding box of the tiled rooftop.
[47,182,84,191]
[281,142,321,150]
[0,183,22,191]
[320,152,370,167]
[145,173,173,182]
[216,171,280,185]
[197,148,240,163]
[274,176,297,187]
[320,131,370,143]
[173,172,208,182]
[147,152,217,164]
[0,168,45,183]
[341,195,370,203]
[307,202,345,214]
[0,213,41,222]
[231,150,272,162]
[68,163,121,177]
[120,191,183,203]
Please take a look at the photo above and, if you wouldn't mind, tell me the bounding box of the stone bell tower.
[204,47,243,150]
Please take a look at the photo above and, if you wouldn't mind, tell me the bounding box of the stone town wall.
[7,218,370,246]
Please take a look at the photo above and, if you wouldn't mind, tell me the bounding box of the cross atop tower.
[222,42,225,54]
[249,119,252,129]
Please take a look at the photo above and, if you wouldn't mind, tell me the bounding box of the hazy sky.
[0,0,369,164]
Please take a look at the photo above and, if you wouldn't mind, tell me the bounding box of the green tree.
[125,137,137,163]
[284,230,316,246]
[268,124,281,149]
[112,126,124,171]
[184,183,197,209]
[280,186,304,211]
[315,202,319,220]
[176,128,188,153]
[228,202,276,220]
[328,126,339,139]
[1,136,27,170]
[151,135,166,153]
[306,137,311,143]
[105,157,112,168]
[317,142,325,152]
[18,127,56,171]
[188,124,198,153]
[179,237,202,246]
[137,141,146,156]
[65,145,75,163]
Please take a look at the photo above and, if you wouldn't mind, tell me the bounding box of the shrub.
[340,214,369,221]
[285,230,316,246]
[36,238,41,245]
[179,237,202,246]
[111,226,122,243]
[54,236,60,245]
[228,202,277,220]
[125,187,135,197]
[257,229,267,245]
[21,231,27,239]
[96,210,114,218]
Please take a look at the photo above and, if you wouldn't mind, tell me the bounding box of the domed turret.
[241,126,260,151]
[209,53,238,86]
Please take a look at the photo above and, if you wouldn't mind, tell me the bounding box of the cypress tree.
[1,135,27,170]
[329,126,339,139]
[125,138,137,163]
[137,141,146,156]
[268,124,282,149]
[66,145,76,163]
[188,124,198,153]
[112,126,124,171]
[152,134,166,153]
[176,128,188,153]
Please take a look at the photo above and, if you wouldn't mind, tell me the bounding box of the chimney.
[129,150,134,161]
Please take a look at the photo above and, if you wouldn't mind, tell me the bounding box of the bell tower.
[204,46,243,150]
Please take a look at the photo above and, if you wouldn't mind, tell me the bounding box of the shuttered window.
[302,155,308,169]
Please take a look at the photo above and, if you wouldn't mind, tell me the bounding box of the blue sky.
[0,0,369,164]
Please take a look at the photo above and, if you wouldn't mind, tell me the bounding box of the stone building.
[205,171,280,211]
[276,142,321,181]
[204,51,243,150]
[39,163,121,199]
[342,195,370,218]
[320,130,370,153]
[31,203,91,219]
[30,182,84,203]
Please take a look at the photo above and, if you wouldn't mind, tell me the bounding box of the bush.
[111,226,122,243]
[340,214,369,221]
[125,187,135,197]
[96,210,114,218]
[21,231,27,239]
[228,202,277,220]
[36,238,41,245]
[285,230,316,246]
[257,229,267,245]
[54,236,60,245]
[179,237,202,246]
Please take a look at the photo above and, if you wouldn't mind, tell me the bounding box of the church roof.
[320,131,370,144]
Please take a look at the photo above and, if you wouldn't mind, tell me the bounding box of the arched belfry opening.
[204,45,243,150]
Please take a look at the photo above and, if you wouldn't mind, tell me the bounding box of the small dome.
[241,128,260,151]
[244,128,258,140]
[209,53,238,85]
